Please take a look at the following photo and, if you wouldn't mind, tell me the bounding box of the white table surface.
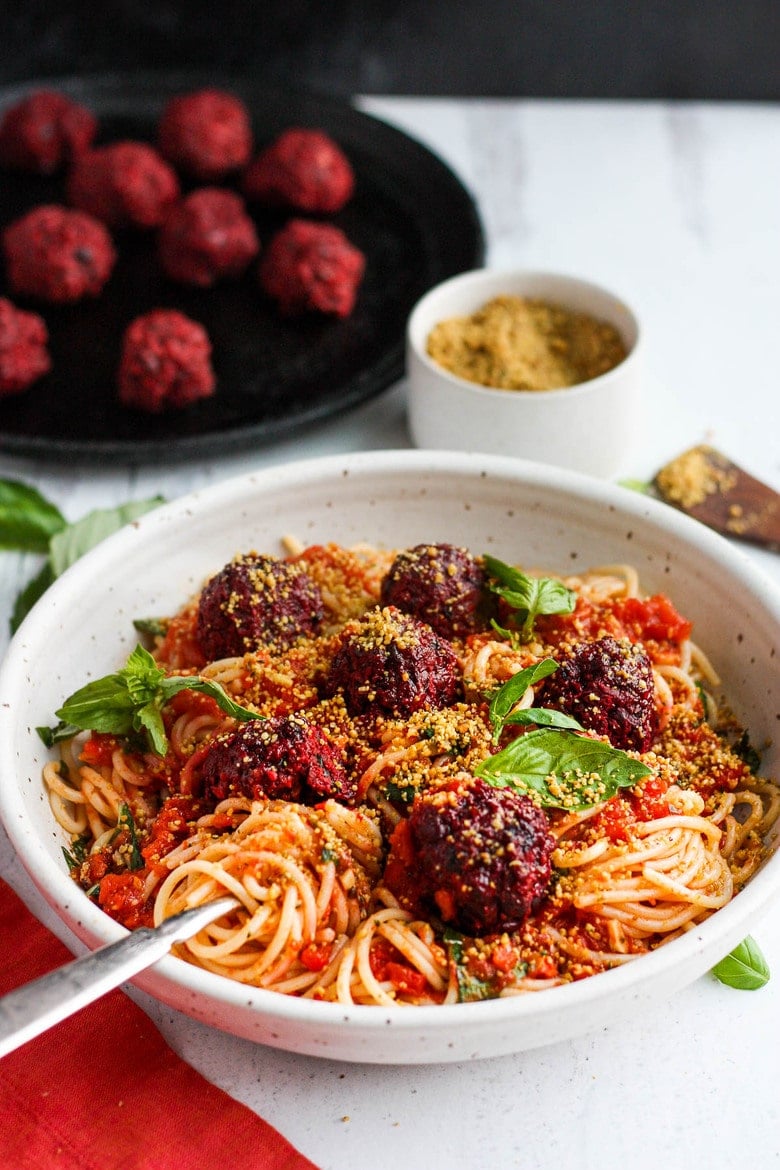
[0,96,779,1170]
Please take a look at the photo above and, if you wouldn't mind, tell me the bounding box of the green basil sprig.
[1,478,164,633]
[483,555,575,642]
[478,659,652,810]
[487,659,559,740]
[712,936,770,990]
[486,658,582,743]
[39,644,258,756]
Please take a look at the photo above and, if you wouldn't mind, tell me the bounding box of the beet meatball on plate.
[158,188,259,287]
[0,297,50,396]
[243,127,355,214]
[158,87,253,180]
[540,634,657,752]
[67,141,180,230]
[117,309,215,413]
[2,204,116,304]
[0,88,97,174]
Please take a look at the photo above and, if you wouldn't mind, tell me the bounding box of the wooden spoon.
[652,445,780,551]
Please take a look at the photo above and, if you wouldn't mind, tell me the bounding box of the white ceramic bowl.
[406,269,642,478]
[1,450,778,1065]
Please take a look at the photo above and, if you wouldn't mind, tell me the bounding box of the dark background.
[0,0,778,100]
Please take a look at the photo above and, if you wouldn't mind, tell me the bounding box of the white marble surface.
[0,97,779,1169]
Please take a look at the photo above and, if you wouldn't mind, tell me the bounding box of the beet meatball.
[158,88,253,180]
[387,776,554,935]
[0,297,50,395]
[540,635,657,752]
[0,89,97,174]
[117,309,215,413]
[199,714,353,805]
[258,219,365,318]
[380,544,491,640]
[67,141,180,230]
[197,552,325,660]
[243,128,355,214]
[158,188,259,287]
[2,205,116,304]
[324,605,460,719]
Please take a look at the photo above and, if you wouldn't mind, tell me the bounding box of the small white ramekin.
[406,269,642,478]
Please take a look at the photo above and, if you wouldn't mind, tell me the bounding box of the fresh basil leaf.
[116,802,144,870]
[48,497,164,578]
[11,560,56,633]
[731,731,761,774]
[62,833,90,872]
[442,927,493,1002]
[618,478,652,495]
[56,674,138,735]
[504,707,585,731]
[483,555,575,639]
[121,644,166,704]
[475,727,652,810]
[134,698,168,756]
[47,644,259,756]
[158,674,259,724]
[712,936,770,990]
[8,491,164,635]
[489,618,521,647]
[0,479,66,552]
[133,616,169,639]
[37,720,81,747]
[488,659,559,737]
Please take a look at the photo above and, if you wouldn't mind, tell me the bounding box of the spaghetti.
[44,540,779,1006]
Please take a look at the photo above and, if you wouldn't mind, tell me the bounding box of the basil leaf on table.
[5,482,164,633]
[0,479,67,552]
[47,498,165,578]
[711,936,770,990]
[11,561,56,634]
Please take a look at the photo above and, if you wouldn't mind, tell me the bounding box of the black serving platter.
[0,73,484,463]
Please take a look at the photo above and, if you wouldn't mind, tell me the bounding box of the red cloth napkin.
[0,877,319,1170]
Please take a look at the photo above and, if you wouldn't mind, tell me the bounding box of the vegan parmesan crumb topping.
[655,445,738,510]
[426,295,627,391]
